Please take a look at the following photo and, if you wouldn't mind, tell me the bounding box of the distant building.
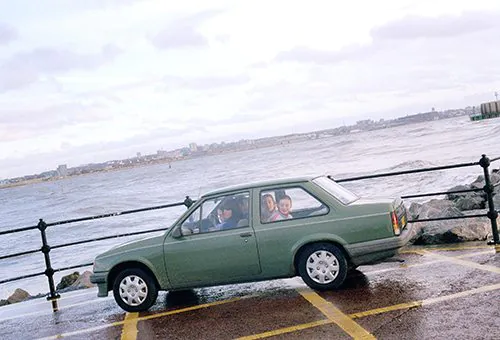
[57,164,68,177]
[136,152,142,158]
[189,143,198,152]
[157,150,168,158]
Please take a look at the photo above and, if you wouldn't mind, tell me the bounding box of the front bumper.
[90,272,109,297]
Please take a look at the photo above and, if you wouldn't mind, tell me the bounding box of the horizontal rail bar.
[0,248,40,261]
[51,227,169,250]
[54,262,93,273]
[408,213,488,223]
[45,201,186,228]
[401,187,484,199]
[490,156,500,162]
[336,161,479,183]
[0,225,38,236]
[0,271,45,285]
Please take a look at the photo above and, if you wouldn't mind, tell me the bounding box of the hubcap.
[119,275,148,306]
[306,250,340,284]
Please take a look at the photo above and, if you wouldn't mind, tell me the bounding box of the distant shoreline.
[0,146,273,190]
[1,115,472,190]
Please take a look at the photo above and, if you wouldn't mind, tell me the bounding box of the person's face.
[265,196,275,211]
[278,198,292,215]
[222,208,232,220]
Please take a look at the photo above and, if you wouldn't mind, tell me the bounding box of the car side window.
[181,192,250,235]
[181,206,201,234]
[260,187,328,224]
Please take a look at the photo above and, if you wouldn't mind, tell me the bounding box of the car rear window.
[312,177,359,205]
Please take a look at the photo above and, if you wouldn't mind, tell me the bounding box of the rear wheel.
[113,268,158,312]
[297,243,347,291]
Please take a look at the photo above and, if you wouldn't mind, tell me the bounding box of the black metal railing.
[0,155,498,312]
[0,196,195,311]
[336,154,499,244]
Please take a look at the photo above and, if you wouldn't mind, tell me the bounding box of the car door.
[163,191,261,288]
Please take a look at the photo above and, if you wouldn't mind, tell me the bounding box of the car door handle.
[240,232,253,238]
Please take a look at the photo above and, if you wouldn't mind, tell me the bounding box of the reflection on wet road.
[0,243,499,340]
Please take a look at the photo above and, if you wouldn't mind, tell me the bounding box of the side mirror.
[171,227,182,238]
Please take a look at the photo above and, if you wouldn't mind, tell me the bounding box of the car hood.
[98,233,166,259]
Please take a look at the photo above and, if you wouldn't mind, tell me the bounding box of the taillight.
[391,211,401,236]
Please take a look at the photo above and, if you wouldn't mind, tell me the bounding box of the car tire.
[112,268,158,312]
[297,243,347,291]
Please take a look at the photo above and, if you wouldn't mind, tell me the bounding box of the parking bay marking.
[238,283,500,339]
[37,297,244,340]
[297,288,375,339]
[121,312,139,340]
[362,249,495,276]
[36,249,497,339]
[411,250,500,274]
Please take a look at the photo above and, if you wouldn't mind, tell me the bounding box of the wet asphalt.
[0,242,499,340]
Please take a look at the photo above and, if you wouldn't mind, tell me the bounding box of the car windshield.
[312,177,359,205]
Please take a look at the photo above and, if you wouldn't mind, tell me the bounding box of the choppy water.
[1,116,500,299]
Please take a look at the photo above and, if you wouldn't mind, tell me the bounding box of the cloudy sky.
[1,0,500,179]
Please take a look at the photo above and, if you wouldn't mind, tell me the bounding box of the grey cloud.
[0,44,122,92]
[163,74,250,90]
[0,23,17,45]
[0,100,115,140]
[371,11,500,40]
[151,9,223,50]
[275,10,500,66]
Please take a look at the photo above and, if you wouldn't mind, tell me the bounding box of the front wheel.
[113,268,158,312]
[297,243,347,291]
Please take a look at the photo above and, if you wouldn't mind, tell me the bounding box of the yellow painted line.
[237,282,500,339]
[298,289,375,339]
[415,250,500,274]
[235,319,331,340]
[138,297,243,321]
[38,297,243,339]
[349,301,421,319]
[349,282,500,319]
[121,312,139,340]
[362,250,494,276]
[421,283,500,306]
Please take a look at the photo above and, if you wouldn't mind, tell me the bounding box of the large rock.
[56,271,80,290]
[0,299,9,306]
[446,184,485,211]
[409,199,492,244]
[70,271,95,289]
[414,199,463,219]
[7,288,31,304]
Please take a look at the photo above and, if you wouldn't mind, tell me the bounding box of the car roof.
[202,175,322,197]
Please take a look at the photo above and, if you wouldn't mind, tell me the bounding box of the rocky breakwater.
[408,169,500,244]
[0,270,95,307]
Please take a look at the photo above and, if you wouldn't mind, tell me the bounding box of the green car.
[90,175,412,312]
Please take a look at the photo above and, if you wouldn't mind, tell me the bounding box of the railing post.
[38,219,60,312]
[183,196,194,208]
[479,155,500,245]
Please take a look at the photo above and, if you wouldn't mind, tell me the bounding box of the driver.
[216,198,241,230]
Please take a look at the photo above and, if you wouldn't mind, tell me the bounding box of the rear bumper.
[90,272,109,297]
[346,222,414,265]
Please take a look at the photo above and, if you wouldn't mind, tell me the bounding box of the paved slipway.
[0,242,498,340]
